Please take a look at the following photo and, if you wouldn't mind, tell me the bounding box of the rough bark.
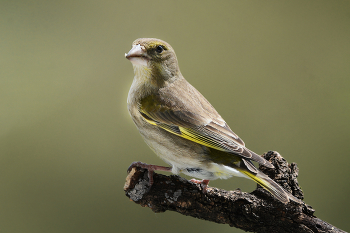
[124,151,346,233]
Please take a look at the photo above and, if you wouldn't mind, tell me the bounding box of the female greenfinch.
[125,38,296,203]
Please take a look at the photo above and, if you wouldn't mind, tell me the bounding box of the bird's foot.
[127,161,171,187]
[190,179,210,193]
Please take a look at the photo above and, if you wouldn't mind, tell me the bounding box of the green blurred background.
[1,1,349,232]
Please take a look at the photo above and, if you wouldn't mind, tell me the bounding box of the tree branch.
[124,151,346,233]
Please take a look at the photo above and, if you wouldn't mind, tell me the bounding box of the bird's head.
[125,38,180,86]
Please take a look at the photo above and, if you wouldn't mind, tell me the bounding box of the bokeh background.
[1,1,349,232]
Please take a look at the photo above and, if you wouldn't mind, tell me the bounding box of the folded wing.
[139,79,274,169]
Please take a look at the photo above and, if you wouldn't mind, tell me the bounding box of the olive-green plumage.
[125,38,295,203]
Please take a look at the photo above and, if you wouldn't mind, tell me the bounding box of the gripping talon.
[190,179,210,193]
[127,161,171,188]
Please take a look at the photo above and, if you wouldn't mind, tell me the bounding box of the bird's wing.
[138,78,273,168]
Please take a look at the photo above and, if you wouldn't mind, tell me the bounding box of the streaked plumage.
[125,38,295,203]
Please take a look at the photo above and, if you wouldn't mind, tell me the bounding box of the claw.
[127,161,171,187]
[190,179,210,193]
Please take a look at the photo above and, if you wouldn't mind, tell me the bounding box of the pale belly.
[139,124,247,180]
[127,101,247,180]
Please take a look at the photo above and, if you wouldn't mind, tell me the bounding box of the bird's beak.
[125,44,149,66]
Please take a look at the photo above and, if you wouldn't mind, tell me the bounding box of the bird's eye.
[155,45,164,54]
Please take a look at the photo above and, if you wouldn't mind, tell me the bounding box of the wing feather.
[139,78,274,168]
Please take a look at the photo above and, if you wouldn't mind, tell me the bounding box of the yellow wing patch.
[155,120,237,154]
[139,108,242,156]
[178,127,224,150]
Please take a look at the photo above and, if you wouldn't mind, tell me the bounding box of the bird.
[125,38,295,203]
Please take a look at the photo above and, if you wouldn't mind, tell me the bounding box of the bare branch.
[124,151,346,233]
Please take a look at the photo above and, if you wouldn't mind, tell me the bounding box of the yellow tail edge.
[240,169,290,203]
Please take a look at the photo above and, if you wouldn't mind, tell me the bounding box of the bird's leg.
[127,161,171,187]
[190,179,210,193]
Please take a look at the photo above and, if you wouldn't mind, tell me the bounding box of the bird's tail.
[238,167,297,203]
